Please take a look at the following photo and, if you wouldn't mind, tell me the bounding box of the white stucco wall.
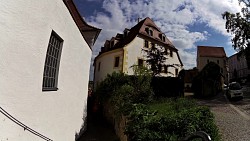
[0,1,91,141]
[125,37,182,76]
[94,49,123,88]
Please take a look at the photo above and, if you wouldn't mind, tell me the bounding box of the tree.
[192,62,222,97]
[222,0,250,68]
[143,43,178,76]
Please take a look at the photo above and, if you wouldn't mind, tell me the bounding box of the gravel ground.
[211,104,250,141]
[196,93,250,141]
[232,86,250,116]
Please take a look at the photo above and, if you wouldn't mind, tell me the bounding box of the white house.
[0,0,100,141]
[94,17,183,88]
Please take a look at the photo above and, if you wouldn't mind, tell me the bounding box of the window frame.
[144,40,149,48]
[42,30,63,91]
[98,62,101,72]
[170,50,173,57]
[114,56,120,68]
[138,58,144,67]
[175,68,179,76]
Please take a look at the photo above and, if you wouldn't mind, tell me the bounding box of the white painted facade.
[124,37,182,76]
[94,49,123,86]
[0,1,94,141]
[94,36,183,88]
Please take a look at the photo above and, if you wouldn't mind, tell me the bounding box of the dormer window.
[162,36,166,42]
[145,27,153,36]
[159,34,162,39]
[149,29,153,36]
[159,33,166,42]
[145,27,149,34]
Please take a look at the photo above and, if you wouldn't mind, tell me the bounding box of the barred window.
[42,31,63,91]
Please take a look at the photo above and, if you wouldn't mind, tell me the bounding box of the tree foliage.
[222,0,250,68]
[192,62,222,97]
[143,43,179,76]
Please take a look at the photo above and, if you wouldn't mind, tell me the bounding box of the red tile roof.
[197,46,226,58]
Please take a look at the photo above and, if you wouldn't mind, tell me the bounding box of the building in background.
[184,68,199,92]
[94,17,183,88]
[197,46,228,83]
[228,53,250,83]
[0,0,100,140]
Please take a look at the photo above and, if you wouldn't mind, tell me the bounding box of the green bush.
[125,99,221,141]
[95,68,154,115]
[95,70,220,141]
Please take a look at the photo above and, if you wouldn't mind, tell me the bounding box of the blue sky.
[74,0,241,72]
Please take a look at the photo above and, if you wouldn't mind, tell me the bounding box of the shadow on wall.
[75,103,88,140]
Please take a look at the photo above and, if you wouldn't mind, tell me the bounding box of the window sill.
[42,87,58,92]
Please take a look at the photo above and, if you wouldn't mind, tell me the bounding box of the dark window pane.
[114,57,119,67]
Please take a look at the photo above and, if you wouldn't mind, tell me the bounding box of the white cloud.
[85,0,241,78]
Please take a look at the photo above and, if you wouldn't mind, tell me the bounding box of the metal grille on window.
[42,31,63,91]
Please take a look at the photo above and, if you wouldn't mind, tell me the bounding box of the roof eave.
[63,0,101,50]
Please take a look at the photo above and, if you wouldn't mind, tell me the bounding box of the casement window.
[159,34,162,40]
[164,65,168,73]
[42,31,63,91]
[151,43,155,48]
[159,34,166,42]
[144,40,149,48]
[162,36,166,42]
[165,48,169,55]
[114,56,120,68]
[138,59,144,67]
[145,27,153,36]
[149,29,153,36]
[170,50,173,57]
[145,27,149,34]
[98,62,101,71]
[175,68,179,76]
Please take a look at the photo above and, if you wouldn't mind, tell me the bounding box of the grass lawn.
[148,98,197,115]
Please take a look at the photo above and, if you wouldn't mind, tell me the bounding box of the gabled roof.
[111,17,175,50]
[63,0,101,49]
[197,46,226,58]
[94,17,183,66]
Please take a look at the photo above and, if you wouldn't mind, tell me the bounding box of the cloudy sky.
[74,0,241,79]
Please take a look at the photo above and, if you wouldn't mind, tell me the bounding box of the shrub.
[95,67,154,116]
[125,98,221,141]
